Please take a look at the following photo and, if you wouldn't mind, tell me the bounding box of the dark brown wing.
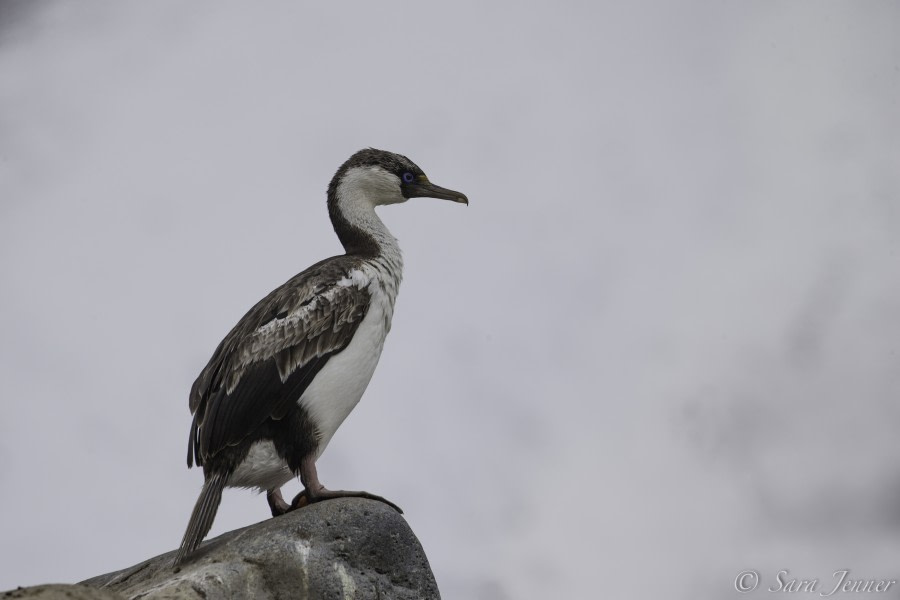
[187,258,371,468]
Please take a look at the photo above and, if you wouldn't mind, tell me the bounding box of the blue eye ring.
[402,172,415,183]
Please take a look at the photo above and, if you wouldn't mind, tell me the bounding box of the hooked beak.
[403,176,468,205]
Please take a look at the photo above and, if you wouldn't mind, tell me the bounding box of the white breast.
[226,263,399,492]
[299,279,394,457]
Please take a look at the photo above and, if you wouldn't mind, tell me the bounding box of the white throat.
[334,166,405,260]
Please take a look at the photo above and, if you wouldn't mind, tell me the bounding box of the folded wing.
[187,264,371,469]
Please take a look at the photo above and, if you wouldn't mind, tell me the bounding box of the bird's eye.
[402,172,415,183]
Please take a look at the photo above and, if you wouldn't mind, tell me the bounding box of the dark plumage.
[174,149,467,566]
[187,258,370,472]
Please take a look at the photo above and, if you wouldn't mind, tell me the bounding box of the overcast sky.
[1,2,898,598]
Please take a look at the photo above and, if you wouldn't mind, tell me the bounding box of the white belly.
[299,296,389,457]
[227,439,294,491]
[225,273,396,492]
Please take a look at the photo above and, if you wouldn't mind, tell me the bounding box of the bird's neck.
[328,190,403,276]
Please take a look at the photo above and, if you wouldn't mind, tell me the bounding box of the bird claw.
[290,487,403,514]
[290,489,311,510]
[267,489,291,516]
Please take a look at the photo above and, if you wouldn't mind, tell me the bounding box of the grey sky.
[1,2,898,598]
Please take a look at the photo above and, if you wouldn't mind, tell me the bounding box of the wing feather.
[187,259,372,468]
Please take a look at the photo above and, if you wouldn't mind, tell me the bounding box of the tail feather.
[174,471,227,567]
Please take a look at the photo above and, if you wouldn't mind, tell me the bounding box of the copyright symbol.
[735,570,760,593]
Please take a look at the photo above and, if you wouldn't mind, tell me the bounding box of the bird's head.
[328,148,468,209]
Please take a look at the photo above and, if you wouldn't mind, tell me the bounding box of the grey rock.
[7,498,439,600]
[1,584,124,599]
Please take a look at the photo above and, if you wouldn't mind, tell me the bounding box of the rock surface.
[1,585,123,599]
[5,498,440,600]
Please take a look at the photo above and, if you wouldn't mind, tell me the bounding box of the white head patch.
[337,166,407,208]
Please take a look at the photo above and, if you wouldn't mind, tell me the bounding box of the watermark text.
[734,570,896,596]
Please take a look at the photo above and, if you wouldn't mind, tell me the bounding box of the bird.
[173,148,467,566]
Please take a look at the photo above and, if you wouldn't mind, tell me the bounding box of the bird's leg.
[290,456,403,514]
[266,488,291,517]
